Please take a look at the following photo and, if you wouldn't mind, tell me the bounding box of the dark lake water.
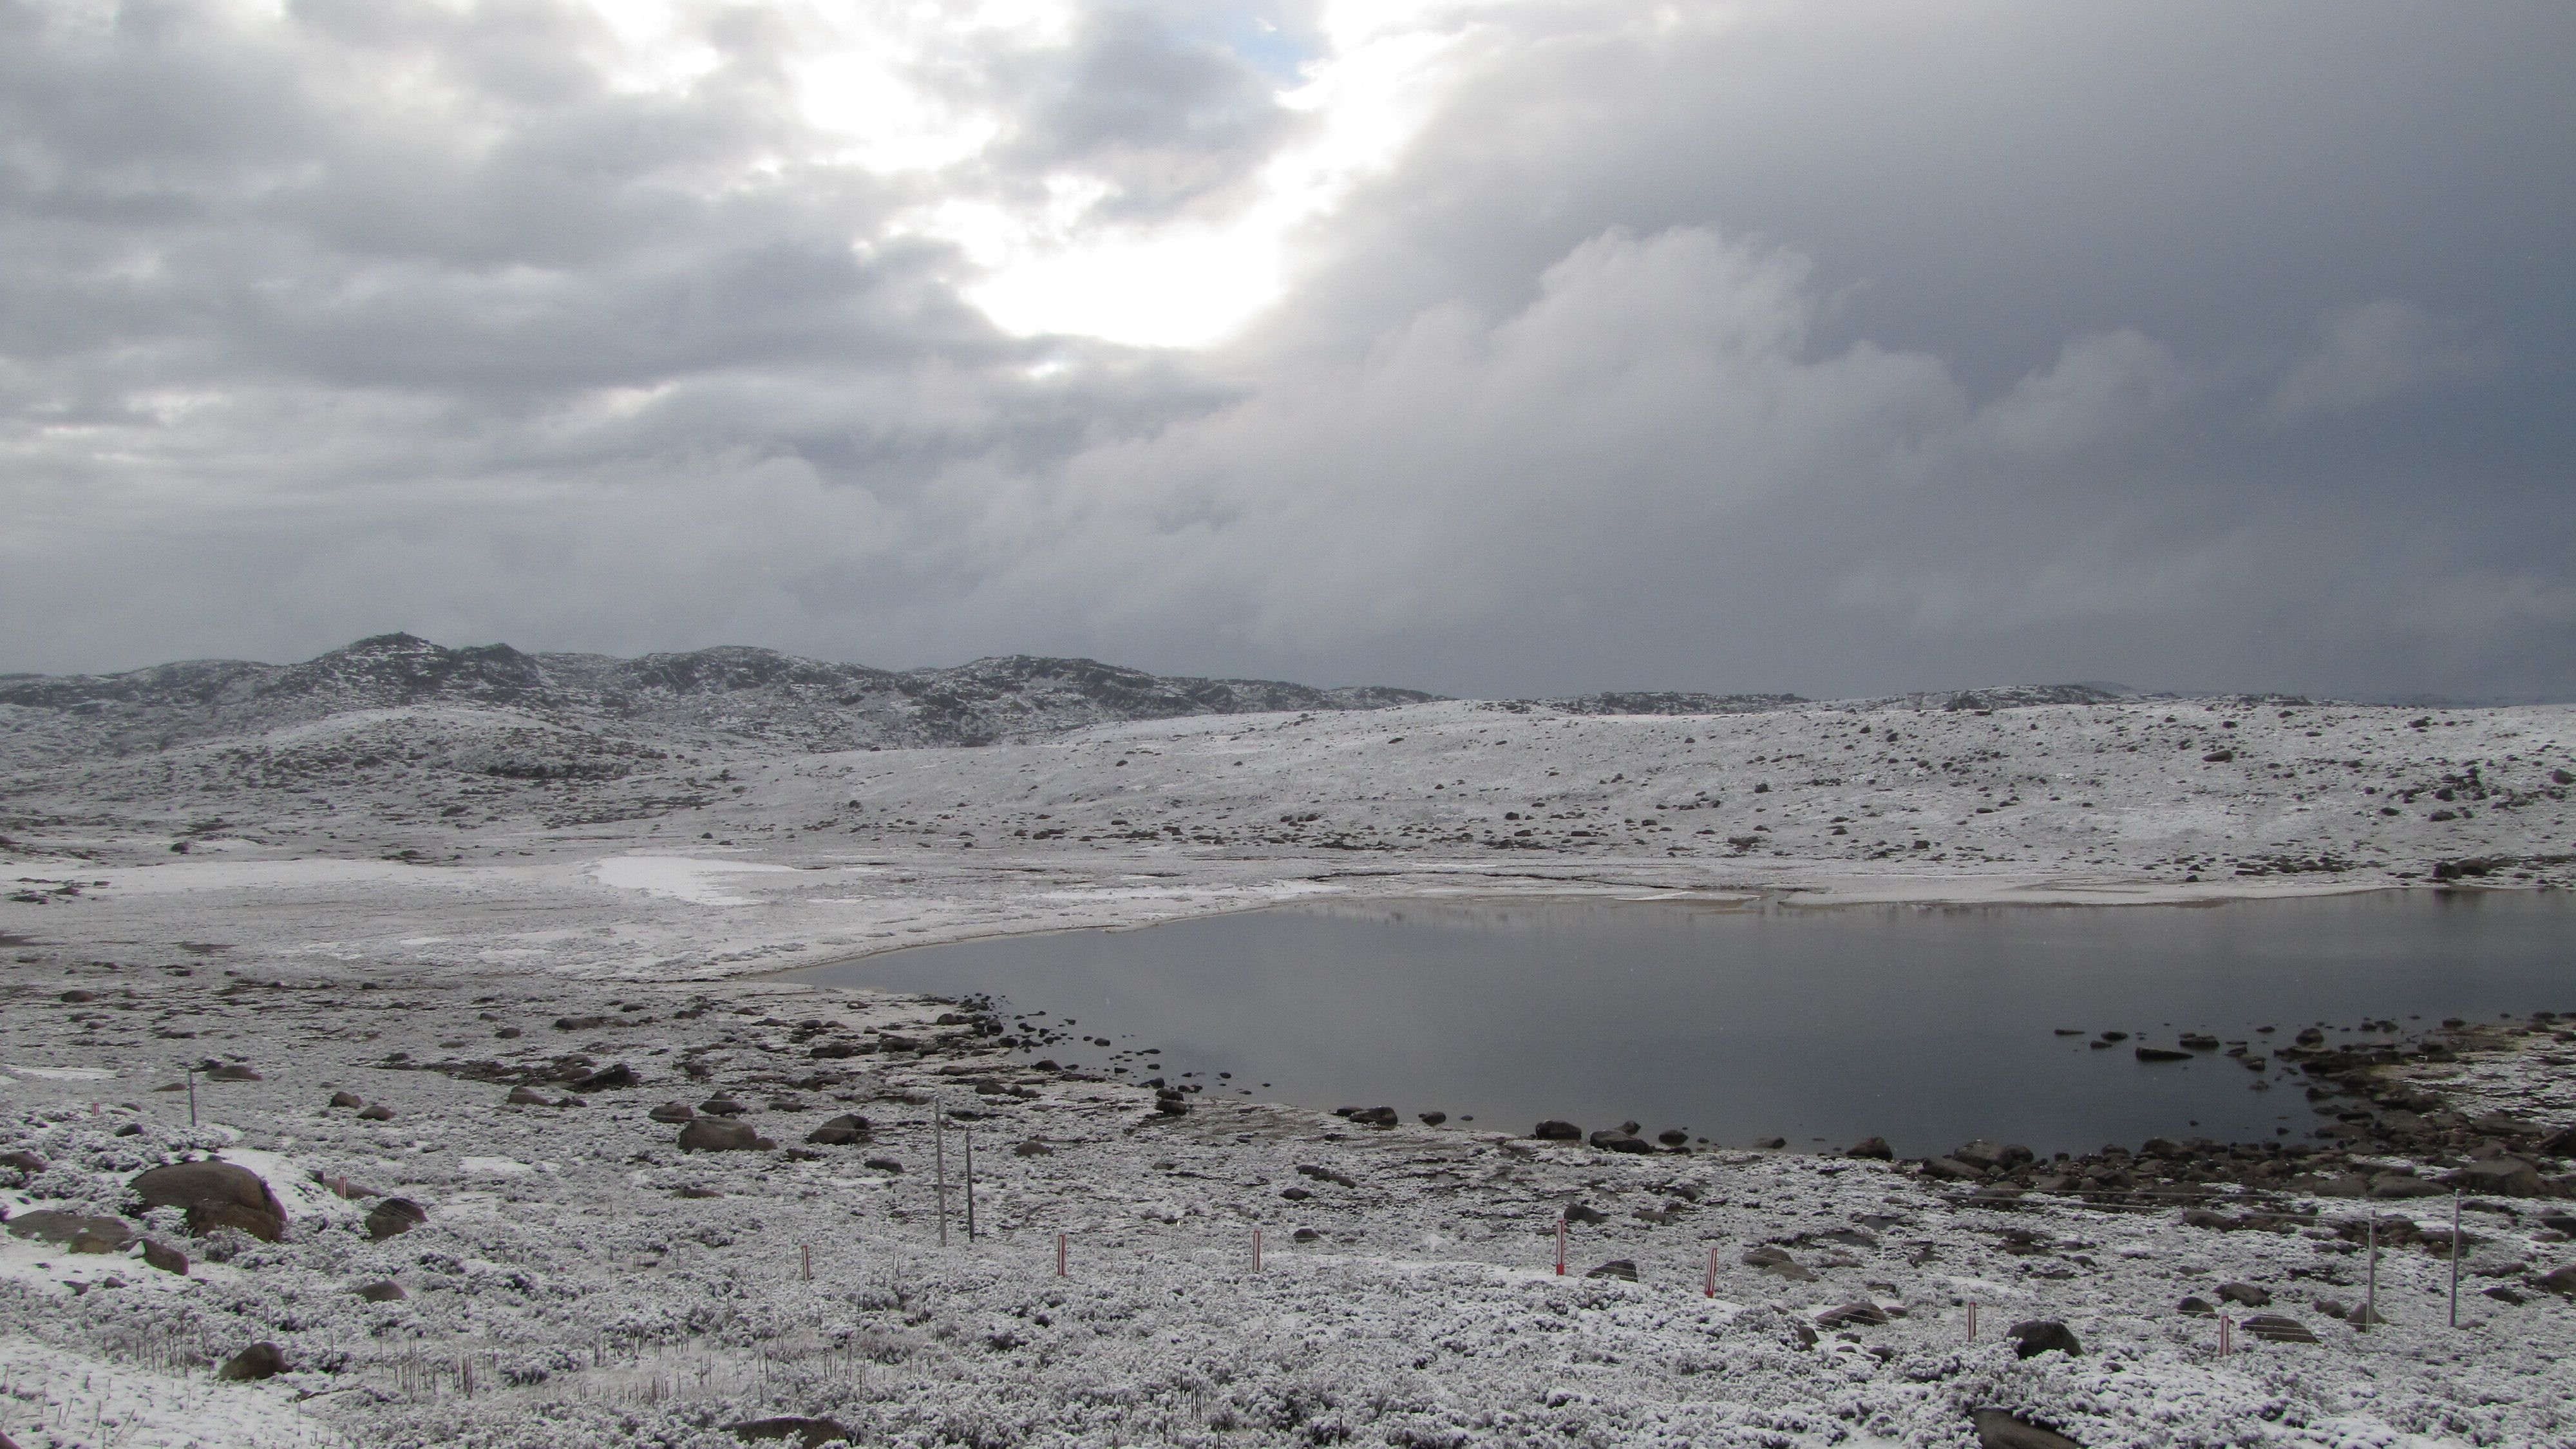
[790,891,2575,1159]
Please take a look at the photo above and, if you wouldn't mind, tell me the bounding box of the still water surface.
[792,891,2573,1159]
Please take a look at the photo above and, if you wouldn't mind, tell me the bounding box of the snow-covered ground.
[1,960,2569,1449]
[3,695,2572,1445]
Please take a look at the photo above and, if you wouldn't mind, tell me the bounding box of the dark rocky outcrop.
[129,1160,287,1242]
[679,1118,771,1151]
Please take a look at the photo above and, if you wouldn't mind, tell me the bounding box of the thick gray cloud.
[1,0,2570,702]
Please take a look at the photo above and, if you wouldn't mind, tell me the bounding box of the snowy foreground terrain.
[3,638,2574,1446]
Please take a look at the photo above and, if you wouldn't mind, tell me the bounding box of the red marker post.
[1555,1213,1567,1276]
[1704,1245,1718,1298]
[1056,1232,1068,1278]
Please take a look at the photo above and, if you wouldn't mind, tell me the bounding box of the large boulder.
[573,1063,637,1092]
[2005,1320,2083,1358]
[216,1343,287,1381]
[365,1198,428,1242]
[1531,1120,1582,1141]
[679,1117,772,1152]
[1971,1409,2083,1448]
[1845,1137,1893,1160]
[2240,1314,2320,1344]
[129,1160,287,1242]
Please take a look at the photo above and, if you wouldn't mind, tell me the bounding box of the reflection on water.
[790,890,2574,1159]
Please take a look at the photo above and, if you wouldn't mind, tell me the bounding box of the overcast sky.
[4,0,2571,701]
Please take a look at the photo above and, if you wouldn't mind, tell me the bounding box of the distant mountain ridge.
[0,633,1438,753]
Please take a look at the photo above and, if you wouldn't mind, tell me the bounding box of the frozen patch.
[589,855,797,905]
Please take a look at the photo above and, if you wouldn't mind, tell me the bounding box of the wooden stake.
[1253,1227,1262,1272]
[1057,1231,1068,1278]
[2362,1206,2378,1333]
[1703,1244,1717,1298]
[1555,1213,1566,1276]
[800,1242,812,1283]
[2219,1314,2232,1357]
[185,1065,197,1128]
[2448,1190,2462,1329]
[964,1126,977,1243]
[1966,1302,1978,1341]
[933,1095,949,1248]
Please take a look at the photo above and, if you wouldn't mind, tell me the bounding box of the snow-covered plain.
[3,691,2573,1445]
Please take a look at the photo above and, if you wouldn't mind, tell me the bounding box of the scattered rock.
[2240,1314,2320,1344]
[573,1063,637,1092]
[1972,1408,2083,1449]
[862,1157,903,1173]
[355,1103,393,1121]
[1584,1258,1638,1281]
[2447,1158,2546,1197]
[1012,1139,1053,1157]
[140,1238,188,1276]
[1817,1302,1891,1328]
[2534,1266,2576,1298]
[328,1091,364,1108]
[699,1097,749,1117]
[679,1118,771,1151]
[1588,1129,1651,1153]
[2177,1296,2216,1317]
[1656,1129,1689,1147]
[1349,1106,1398,1128]
[2005,1320,2082,1358]
[1532,1120,1582,1141]
[1292,1227,1321,1243]
[649,1101,696,1122]
[1846,1137,1893,1160]
[2485,1285,2527,1304]
[1563,1204,1609,1225]
[2134,1046,2192,1062]
[216,1343,287,1381]
[202,1063,261,1081]
[365,1198,427,1242]
[1417,1111,1446,1127]
[728,1417,853,1448]
[6,1211,136,1251]
[354,1280,406,1302]
[506,1085,555,1106]
[0,1150,45,1175]
[2216,1282,2271,1307]
[804,1114,871,1146]
[129,1160,287,1242]
[1754,1136,1787,1150]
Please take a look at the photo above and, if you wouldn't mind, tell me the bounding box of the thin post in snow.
[800,1242,812,1283]
[1703,1245,1717,1298]
[2219,1314,2232,1358]
[1555,1213,1566,1276]
[1056,1231,1068,1278]
[937,1095,951,1243]
[2362,1206,2378,1333]
[1253,1227,1263,1273]
[2448,1190,2462,1328]
[1965,1301,1977,1341]
[185,1065,197,1129]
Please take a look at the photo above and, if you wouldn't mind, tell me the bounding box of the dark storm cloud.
[0,0,2570,703]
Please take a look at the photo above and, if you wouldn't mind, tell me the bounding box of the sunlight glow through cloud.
[580,0,1491,349]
